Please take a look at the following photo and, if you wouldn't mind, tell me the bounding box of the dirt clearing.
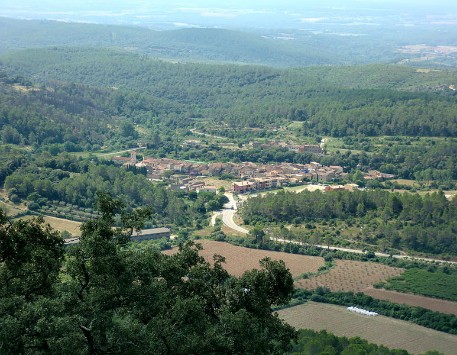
[21,215,82,236]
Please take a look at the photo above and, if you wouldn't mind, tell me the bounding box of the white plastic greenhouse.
[347,306,378,316]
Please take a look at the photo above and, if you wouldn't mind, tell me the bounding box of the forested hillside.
[241,189,457,255]
[2,16,457,68]
[2,47,457,136]
[1,49,457,186]
[0,70,191,151]
[0,17,337,67]
[1,11,457,355]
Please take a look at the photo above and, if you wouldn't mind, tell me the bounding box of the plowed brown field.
[364,288,457,316]
[166,240,457,316]
[165,239,324,277]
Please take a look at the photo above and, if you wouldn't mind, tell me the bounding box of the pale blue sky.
[2,0,456,29]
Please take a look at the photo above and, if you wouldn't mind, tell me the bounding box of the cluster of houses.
[112,153,349,193]
[231,162,346,193]
[112,151,394,195]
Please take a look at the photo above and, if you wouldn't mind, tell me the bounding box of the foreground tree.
[0,210,64,353]
[0,195,296,354]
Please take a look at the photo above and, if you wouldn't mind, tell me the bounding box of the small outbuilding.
[132,228,171,242]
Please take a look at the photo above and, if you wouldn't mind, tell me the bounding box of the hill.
[0,17,335,67]
[2,47,457,137]
[2,17,457,68]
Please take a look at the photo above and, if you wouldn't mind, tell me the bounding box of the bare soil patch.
[0,200,25,217]
[202,177,232,190]
[296,259,403,292]
[21,215,82,236]
[165,239,324,277]
[364,288,457,316]
[278,302,457,355]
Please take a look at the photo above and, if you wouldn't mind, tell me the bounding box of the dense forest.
[2,47,457,136]
[241,189,457,255]
[2,17,457,67]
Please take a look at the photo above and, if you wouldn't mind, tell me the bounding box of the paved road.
[211,193,249,234]
[221,209,249,234]
[213,195,456,265]
[271,237,457,265]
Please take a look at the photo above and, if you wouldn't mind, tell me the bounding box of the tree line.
[241,189,457,255]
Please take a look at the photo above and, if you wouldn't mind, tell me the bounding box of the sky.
[1,0,457,29]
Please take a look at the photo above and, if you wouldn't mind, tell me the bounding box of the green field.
[384,268,457,301]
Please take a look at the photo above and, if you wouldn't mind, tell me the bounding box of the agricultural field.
[278,302,457,355]
[364,288,457,316]
[21,215,82,236]
[382,268,457,302]
[295,259,403,292]
[165,239,324,277]
[166,240,457,316]
[294,258,457,316]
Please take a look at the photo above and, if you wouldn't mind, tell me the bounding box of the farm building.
[131,228,171,242]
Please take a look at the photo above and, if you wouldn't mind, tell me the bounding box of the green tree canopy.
[0,197,296,354]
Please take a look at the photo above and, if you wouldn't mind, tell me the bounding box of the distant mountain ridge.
[2,17,456,67]
[0,17,335,67]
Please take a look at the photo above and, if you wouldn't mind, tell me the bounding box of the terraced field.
[295,259,403,292]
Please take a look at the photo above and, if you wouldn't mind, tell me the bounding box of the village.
[112,150,394,195]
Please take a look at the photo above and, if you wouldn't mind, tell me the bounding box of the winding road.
[211,193,249,234]
[213,195,456,265]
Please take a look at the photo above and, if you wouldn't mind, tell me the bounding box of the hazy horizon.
[2,0,457,30]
